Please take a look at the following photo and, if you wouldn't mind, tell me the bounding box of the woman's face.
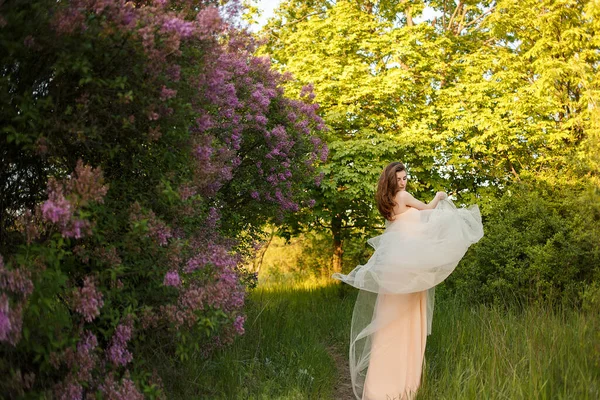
[396,170,407,191]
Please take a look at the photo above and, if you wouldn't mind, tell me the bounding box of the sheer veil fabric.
[332,198,484,399]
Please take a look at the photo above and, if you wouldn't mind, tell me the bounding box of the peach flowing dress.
[332,199,483,399]
[362,291,428,400]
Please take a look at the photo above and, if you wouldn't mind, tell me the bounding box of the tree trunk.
[406,6,414,27]
[254,227,275,274]
[332,213,344,273]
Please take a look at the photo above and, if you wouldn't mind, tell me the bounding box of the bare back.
[390,190,435,220]
[389,191,412,220]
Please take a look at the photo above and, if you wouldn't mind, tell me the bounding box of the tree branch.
[454,4,468,35]
[446,1,463,32]
[462,6,496,32]
[254,226,275,273]
[263,10,328,34]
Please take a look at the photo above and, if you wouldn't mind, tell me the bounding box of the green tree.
[260,0,494,272]
[260,0,599,273]
[433,0,600,199]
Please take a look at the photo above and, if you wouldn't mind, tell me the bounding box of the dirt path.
[326,345,355,399]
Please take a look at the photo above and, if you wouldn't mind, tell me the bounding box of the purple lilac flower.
[65,331,98,383]
[149,221,172,246]
[54,381,83,400]
[160,85,177,100]
[107,319,134,367]
[195,144,213,162]
[69,160,109,203]
[255,115,268,125]
[71,331,98,382]
[206,207,220,228]
[163,270,181,287]
[94,246,122,267]
[178,286,205,315]
[0,258,34,297]
[53,7,86,34]
[233,315,245,335]
[274,189,284,202]
[296,119,309,132]
[0,294,11,342]
[0,295,23,345]
[220,271,237,285]
[271,125,287,140]
[195,6,223,36]
[100,373,144,400]
[178,184,197,200]
[319,145,329,162]
[90,0,111,14]
[73,277,104,322]
[315,172,324,186]
[41,195,71,223]
[78,330,98,353]
[62,219,91,239]
[162,17,195,38]
[119,6,137,27]
[166,63,181,81]
[300,83,316,100]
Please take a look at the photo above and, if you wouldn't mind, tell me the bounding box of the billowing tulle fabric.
[332,199,484,399]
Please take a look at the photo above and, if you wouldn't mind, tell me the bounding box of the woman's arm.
[398,191,447,210]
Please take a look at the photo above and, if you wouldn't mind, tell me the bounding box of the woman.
[332,162,483,400]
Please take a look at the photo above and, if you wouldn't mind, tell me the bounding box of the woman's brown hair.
[376,162,406,221]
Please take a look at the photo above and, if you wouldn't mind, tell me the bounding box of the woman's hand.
[435,191,448,200]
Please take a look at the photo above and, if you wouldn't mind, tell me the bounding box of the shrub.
[0,0,326,396]
[445,181,600,306]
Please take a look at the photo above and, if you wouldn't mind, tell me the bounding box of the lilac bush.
[0,0,327,396]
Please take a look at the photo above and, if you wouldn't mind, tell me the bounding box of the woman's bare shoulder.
[396,190,415,201]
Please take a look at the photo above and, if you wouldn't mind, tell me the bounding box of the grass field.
[150,278,600,399]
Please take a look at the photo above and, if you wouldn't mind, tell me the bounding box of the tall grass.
[144,277,355,399]
[418,298,600,399]
[145,279,600,399]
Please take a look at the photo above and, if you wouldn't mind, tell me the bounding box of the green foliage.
[262,1,458,269]
[260,0,599,290]
[434,0,600,193]
[446,181,600,305]
[253,230,333,283]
